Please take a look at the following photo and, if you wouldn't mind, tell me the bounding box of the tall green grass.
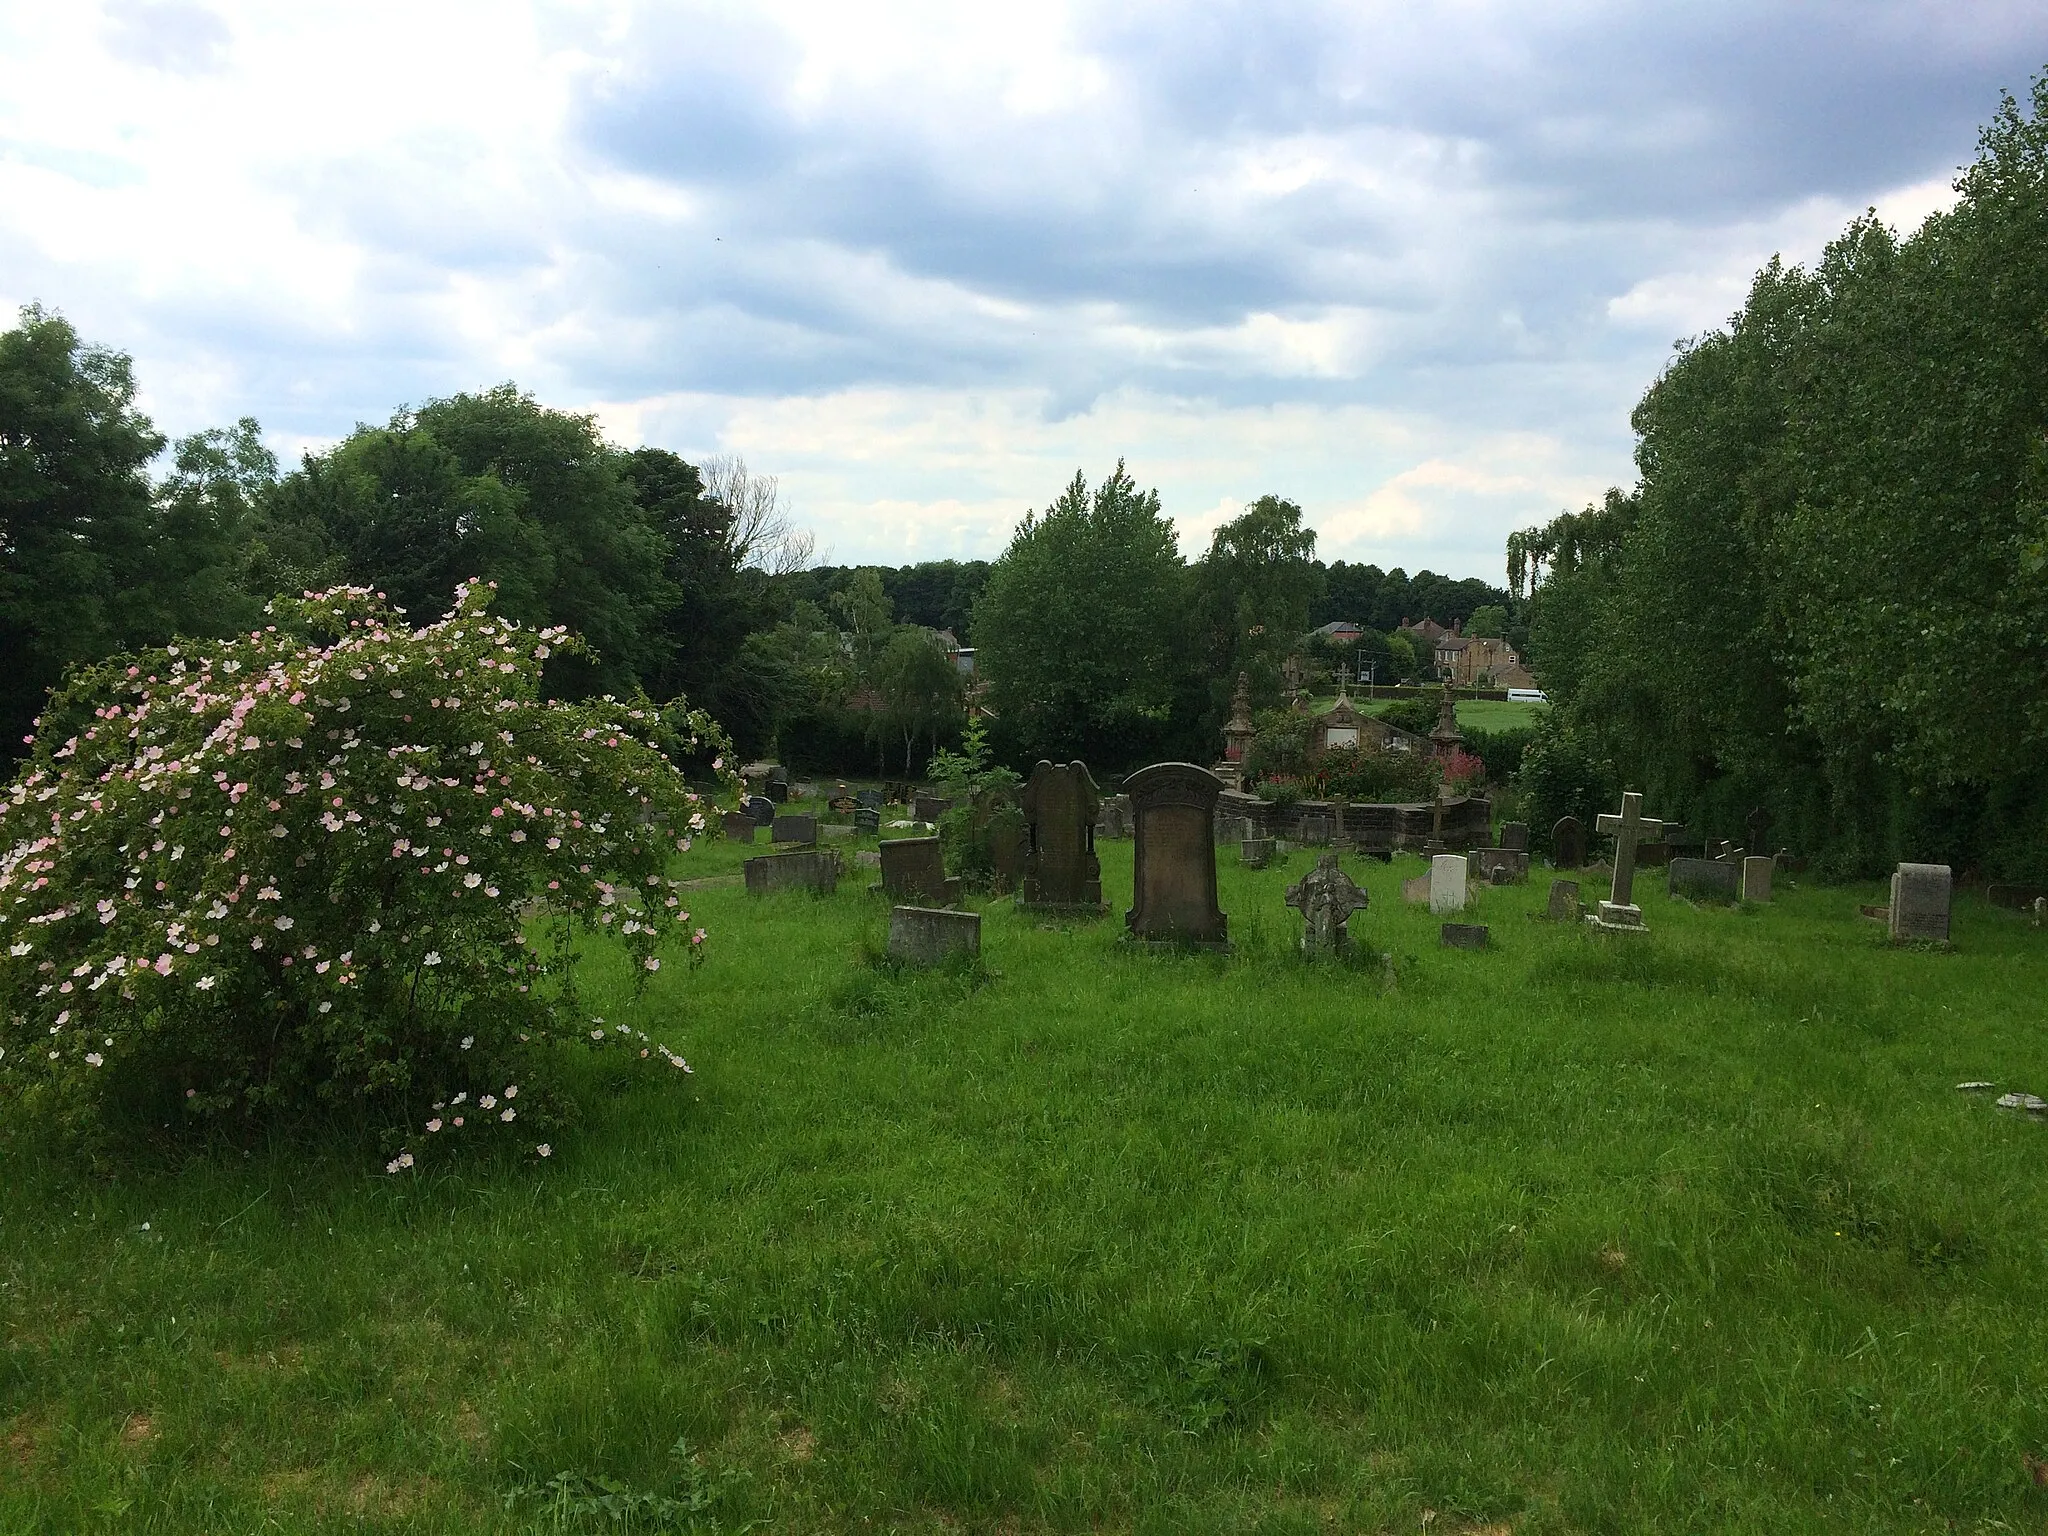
[5,841,2047,1532]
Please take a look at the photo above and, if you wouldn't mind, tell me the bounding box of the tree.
[973,463,1189,766]
[873,626,964,773]
[1195,494,1322,721]
[699,454,816,576]
[1465,604,1507,638]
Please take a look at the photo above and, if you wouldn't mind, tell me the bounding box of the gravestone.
[988,816,1026,893]
[819,824,854,841]
[1741,855,1773,903]
[1589,791,1667,931]
[721,811,756,843]
[1889,863,1953,944]
[887,905,981,967]
[1987,882,2048,911]
[1440,923,1489,951]
[1298,814,1334,847]
[765,779,790,804]
[1019,761,1105,913]
[911,793,953,823]
[1669,857,1740,902]
[878,835,960,907]
[854,807,882,836]
[1401,872,1431,904]
[771,813,818,846]
[743,850,839,895]
[1241,837,1274,870]
[857,788,884,810]
[854,848,882,870]
[1429,854,1468,915]
[1547,879,1581,921]
[1552,816,1585,869]
[828,795,859,814]
[1746,806,1773,859]
[746,795,776,827]
[1284,853,1369,955]
[1124,762,1229,946]
[1472,848,1528,884]
[1498,821,1530,853]
[1095,794,1134,839]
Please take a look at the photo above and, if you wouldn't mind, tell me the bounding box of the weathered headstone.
[878,835,961,907]
[1669,857,1740,902]
[1987,882,2048,911]
[856,788,884,810]
[1124,762,1229,946]
[1547,879,1581,921]
[1889,863,1953,944]
[1019,761,1105,913]
[854,807,882,837]
[1551,816,1585,869]
[746,795,776,826]
[911,793,953,824]
[828,795,859,814]
[1498,821,1530,853]
[1298,814,1334,847]
[1589,791,1667,931]
[1241,837,1274,870]
[1440,922,1489,950]
[819,824,854,842]
[770,813,818,846]
[1401,872,1431,904]
[722,811,756,843]
[1429,853,1467,915]
[1094,794,1134,839]
[1746,806,1773,859]
[743,850,839,895]
[1284,852,1369,955]
[1741,855,1773,903]
[887,906,981,967]
[853,848,882,870]
[1472,848,1528,884]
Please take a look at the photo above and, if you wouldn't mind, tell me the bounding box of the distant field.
[1304,695,1550,731]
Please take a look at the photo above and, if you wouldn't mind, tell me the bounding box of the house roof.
[1311,620,1363,638]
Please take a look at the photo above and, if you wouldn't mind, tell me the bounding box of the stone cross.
[1334,662,1352,694]
[1593,790,1666,927]
[1284,852,1369,954]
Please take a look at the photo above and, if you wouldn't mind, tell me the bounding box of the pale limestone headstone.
[887,906,980,967]
[1889,863,1952,943]
[1284,852,1369,955]
[1741,855,1773,903]
[1429,854,1467,915]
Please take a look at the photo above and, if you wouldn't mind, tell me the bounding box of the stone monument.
[722,811,756,843]
[1889,863,1953,944]
[1429,853,1467,915]
[887,905,981,967]
[1552,816,1585,869]
[1124,762,1229,946]
[1019,761,1105,913]
[1740,855,1773,903]
[1588,790,1667,931]
[1284,852,1370,955]
[743,849,839,895]
[877,835,960,907]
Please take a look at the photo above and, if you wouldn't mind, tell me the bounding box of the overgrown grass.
[6,839,2048,1532]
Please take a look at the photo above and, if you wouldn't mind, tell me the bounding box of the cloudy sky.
[2,3,2040,581]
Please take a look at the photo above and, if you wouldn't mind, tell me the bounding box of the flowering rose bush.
[0,582,737,1153]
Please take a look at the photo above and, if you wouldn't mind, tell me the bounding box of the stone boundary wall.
[1215,789,1491,852]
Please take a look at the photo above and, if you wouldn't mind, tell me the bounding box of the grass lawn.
[6,835,2048,1532]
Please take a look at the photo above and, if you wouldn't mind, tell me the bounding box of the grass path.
[5,841,2048,1532]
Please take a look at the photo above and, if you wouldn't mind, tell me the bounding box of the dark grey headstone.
[747,795,776,826]
[887,905,980,967]
[857,788,884,810]
[1020,761,1103,911]
[743,850,839,896]
[878,835,960,906]
[1669,857,1740,902]
[1498,821,1529,853]
[1889,863,1952,943]
[1440,923,1490,950]
[765,780,789,804]
[1547,879,1580,921]
[1124,762,1228,946]
[1552,816,1585,868]
[1472,848,1528,884]
[771,813,818,846]
[1745,806,1773,856]
[722,811,756,843]
[911,793,953,823]
[1240,837,1274,870]
[854,807,882,836]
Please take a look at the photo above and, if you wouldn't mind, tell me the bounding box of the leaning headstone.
[878,835,960,907]
[1547,879,1581,921]
[1889,863,1953,944]
[1019,761,1105,913]
[1588,791,1667,931]
[1669,857,1740,902]
[1472,848,1528,884]
[1401,872,1431,904]
[1429,854,1468,915]
[743,850,839,895]
[1551,816,1585,869]
[1124,762,1229,946]
[771,813,818,846]
[887,906,981,967]
[854,807,882,836]
[722,811,756,843]
[1284,852,1369,955]
[1741,855,1773,903]
[1241,837,1274,870]
[1440,923,1489,950]
[746,795,776,827]
[1498,821,1530,853]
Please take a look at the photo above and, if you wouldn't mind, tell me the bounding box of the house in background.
[935,630,976,677]
[1398,617,1536,690]
[1309,619,1364,644]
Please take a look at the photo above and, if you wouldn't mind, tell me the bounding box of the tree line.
[1509,74,2048,879]
[0,314,1505,779]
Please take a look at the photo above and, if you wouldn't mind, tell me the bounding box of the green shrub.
[0,583,738,1156]
[927,717,1022,882]
[1377,697,1439,736]
[1316,743,1437,803]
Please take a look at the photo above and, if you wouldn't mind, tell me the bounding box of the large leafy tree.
[974,462,1189,766]
[1195,495,1321,716]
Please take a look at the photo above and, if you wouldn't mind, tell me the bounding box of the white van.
[1506,688,1547,703]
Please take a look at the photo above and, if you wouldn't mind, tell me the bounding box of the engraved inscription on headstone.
[1124,762,1229,946]
[1020,761,1105,912]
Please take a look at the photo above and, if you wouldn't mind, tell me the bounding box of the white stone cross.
[1596,790,1665,911]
